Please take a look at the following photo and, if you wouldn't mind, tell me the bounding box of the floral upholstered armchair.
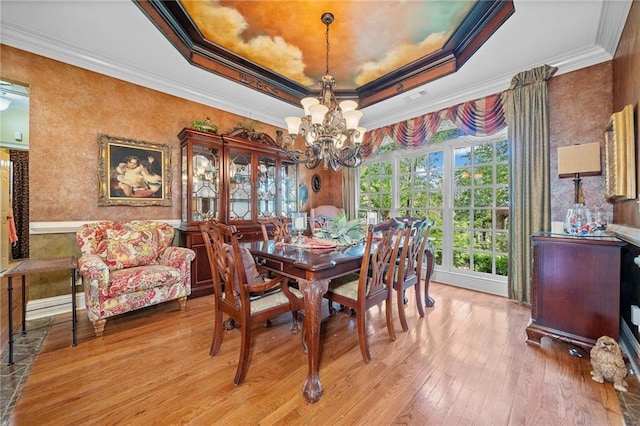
[76,220,196,337]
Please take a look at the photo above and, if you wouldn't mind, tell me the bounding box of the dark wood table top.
[245,240,368,281]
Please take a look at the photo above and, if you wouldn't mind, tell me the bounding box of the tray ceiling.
[135,0,514,107]
[0,1,631,130]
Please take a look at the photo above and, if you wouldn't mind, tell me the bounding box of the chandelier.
[280,12,365,171]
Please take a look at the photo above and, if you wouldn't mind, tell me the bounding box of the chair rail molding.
[29,220,181,234]
[607,224,640,246]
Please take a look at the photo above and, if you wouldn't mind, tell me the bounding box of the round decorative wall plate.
[311,174,321,192]
[299,183,308,205]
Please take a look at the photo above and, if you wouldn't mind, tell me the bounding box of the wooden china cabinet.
[177,128,298,298]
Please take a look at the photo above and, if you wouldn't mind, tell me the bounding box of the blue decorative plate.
[299,183,308,205]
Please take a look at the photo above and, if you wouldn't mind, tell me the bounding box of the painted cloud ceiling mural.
[136,0,512,107]
[181,0,475,90]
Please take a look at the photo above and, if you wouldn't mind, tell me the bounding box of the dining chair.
[323,219,403,362]
[199,220,303,385]
[392,216,431,331]
[258,216,291,243]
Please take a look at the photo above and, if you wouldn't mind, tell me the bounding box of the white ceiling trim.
[596,0,633,55]
[0,20,292,127]
[363,42,614,130]
[0,0,632,132]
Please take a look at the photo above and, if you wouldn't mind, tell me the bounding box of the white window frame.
[356,128,509,297]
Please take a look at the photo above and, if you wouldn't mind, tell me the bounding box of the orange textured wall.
[302,169,344,211]
[612,0,640,228]
[548,62,613,222]
[0,45,284,222]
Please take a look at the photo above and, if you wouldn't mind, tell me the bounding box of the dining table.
[245,239,368,403]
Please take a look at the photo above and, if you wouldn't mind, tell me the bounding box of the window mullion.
[441,145,454,270]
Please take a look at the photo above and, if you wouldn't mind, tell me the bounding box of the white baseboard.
[26,292,85,320]
[431,270,508,297]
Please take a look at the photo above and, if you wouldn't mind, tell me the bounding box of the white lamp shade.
[0,97,11,111]
[301,97,320,116]
[339,100,358,112]
[284,116,301,135]
[309,104,329,125]
[353,127,367,144]
[343,110,363,130]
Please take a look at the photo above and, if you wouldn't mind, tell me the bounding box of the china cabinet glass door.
[257,155,277,217]
[281,161,298,215]
[229,149,253,221]
[183,143,220,222]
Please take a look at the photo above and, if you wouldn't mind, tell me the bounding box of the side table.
[2,256,78,365]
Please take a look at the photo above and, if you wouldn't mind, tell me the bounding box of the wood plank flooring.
[8,282,630,425]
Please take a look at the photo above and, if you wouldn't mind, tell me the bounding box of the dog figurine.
[590,336,628,392]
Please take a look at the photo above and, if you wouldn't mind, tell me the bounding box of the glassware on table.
[291,212,307,244]
[592,204,608,234]
[565,203,589,235]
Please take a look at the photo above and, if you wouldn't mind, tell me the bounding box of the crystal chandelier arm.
[304,145,322,170]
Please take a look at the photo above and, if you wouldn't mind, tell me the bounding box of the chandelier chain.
[325,18,330,75]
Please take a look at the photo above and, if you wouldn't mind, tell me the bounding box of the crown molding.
[0,21,293,128]
[0,0,631,132]
[363,41,613,131]
[597,0,633,55]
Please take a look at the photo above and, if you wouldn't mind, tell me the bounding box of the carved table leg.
[297,278,329,403]
[424,248,436,308]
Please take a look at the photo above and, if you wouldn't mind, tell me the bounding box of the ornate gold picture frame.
[97,134,172,206]
[605,104,636,200]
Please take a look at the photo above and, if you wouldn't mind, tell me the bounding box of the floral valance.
[362,92,507,157]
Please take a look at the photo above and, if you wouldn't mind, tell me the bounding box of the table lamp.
[557,142,601,205]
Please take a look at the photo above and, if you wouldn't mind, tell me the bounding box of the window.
[358,161,393,221]
[357,129,509,296]
[451,140,509,276]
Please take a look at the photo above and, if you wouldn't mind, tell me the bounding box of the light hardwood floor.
[10,282,629,425]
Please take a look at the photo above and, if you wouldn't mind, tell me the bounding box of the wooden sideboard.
[526,233,625,351]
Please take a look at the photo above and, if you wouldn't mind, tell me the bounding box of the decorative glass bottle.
[565,203,588,235]
[592,204,608,234]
